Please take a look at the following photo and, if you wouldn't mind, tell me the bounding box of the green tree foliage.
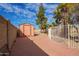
[53,3,74,25]
[72,4,79,24]
[36,4,47,32]
[53,3,79,37]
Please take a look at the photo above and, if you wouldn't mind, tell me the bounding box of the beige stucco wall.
[19,24,34,37]
[8,23,17,50]
[31,25,34,36]
[19,25,24,37]
[0,20,7,49]
[0,16,17,51]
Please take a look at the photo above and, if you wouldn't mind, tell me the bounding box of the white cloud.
[0,3,14,12]
[0,3,58,24]
[24,3,39,13]
[44,4,58,9]
[0,3,36,18]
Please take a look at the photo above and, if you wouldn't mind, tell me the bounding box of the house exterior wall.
[31,25,34,36]
[24,25,31,36]
[19,24,34,37]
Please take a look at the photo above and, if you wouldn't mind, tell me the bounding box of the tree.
[53,3,75,38]
[53,3,79,38]
[53,3,74,25]
[36,4,47,33]
[72,4,79,24]
[71,4,79,34]
[52,22,57,26]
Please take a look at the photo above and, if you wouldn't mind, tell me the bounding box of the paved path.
[11,33,79,56]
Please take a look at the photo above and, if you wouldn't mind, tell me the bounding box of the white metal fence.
[48,24,79,48]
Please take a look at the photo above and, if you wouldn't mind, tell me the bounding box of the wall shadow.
[11,26,48,56]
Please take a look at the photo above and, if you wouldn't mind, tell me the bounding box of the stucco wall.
[31,25,34,36]
[8,22,17,50]
[0,16,17,51]
[0,19,7,49]
[19,24,34,37]
[19,25,24,37]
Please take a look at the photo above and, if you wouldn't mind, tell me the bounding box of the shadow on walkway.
[11,30,48,56]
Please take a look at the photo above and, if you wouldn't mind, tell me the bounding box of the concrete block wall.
[8,22,17,50]
[0,16,17,52]
[0,18,7,49]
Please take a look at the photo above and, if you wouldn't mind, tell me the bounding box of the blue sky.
[0,3,59,29]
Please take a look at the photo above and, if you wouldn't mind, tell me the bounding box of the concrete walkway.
[11,33,79,56]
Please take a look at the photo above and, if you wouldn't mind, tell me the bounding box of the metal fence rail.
[49,24,79,48]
